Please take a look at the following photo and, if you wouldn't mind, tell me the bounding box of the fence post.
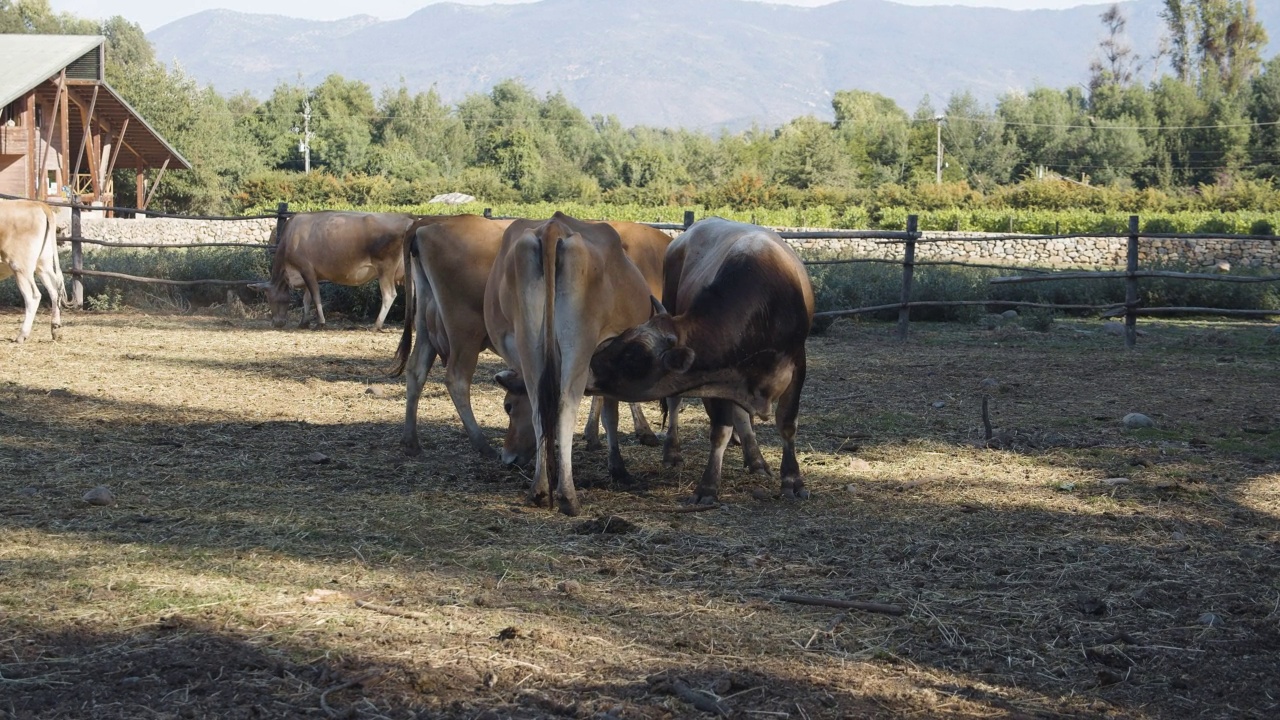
[683,210,694,230]
[1125,214,1140,349]
[70,202,83,309]
[271,202,289,257]
[896,214,918,340]
[483,207,492,219]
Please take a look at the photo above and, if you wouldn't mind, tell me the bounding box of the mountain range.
[147,0,1280,130]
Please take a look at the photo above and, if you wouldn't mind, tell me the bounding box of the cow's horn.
[650,296,668,316]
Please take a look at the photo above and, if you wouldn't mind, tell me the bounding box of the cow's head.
[247,281,291,329]
[494,369,536,468]
[589,310,693,402]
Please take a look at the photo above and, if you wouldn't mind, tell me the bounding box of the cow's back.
[0,200,53,268]
[670,217,813,319]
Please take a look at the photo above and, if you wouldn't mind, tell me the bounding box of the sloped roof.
[0,34,103,108]
[0,34,189,170]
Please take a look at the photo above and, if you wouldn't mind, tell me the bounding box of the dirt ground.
[1,307,1277,719]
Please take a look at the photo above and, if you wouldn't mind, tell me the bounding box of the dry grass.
[1,307,1277,719]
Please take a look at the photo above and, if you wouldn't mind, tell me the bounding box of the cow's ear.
[661,347,695,373]
[494,369,526,394]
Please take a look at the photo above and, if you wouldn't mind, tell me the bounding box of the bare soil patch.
[1,309,1278,719]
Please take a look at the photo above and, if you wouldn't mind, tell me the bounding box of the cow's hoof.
[747,460,772,476]
[13,334,27,344]
[609,466,631,483]
[312,323,326,331]
[663,452,684,468]
[691,489,719,506]
[636,431,661,447]
[557,495,582,517]
[780,483,810,500]
[476,444,499,461]
[51,324,62,341]
[584,437,603,452]
[401,439,422,457]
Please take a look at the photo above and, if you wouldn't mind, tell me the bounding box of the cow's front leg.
[630,402,660,446]
[662,396,683,467]
[692,399,736,505]
[602,399,629,482]
[373,274,396,331]
[733,406,771,476]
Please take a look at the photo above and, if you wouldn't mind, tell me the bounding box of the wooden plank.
[71,85,99,195]
[59,71,70,199]
[37,77,65,200]
[141,157,169,211]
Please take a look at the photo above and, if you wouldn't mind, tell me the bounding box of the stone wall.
[78,216,276,251]
[785,230,1280,270]
[74,217,1279,270]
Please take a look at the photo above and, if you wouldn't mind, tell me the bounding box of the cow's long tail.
[391,225,417,377]
[44,206,71,309]
[536,221,564,483]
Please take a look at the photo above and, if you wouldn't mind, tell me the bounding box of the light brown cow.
[590,218,815,504]
[486,213,653,515]
[393,214,514,459]
[395,219,668,463]
[252,211,414,330]
[0,199,67,343]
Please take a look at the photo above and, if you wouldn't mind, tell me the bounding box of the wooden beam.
[71,85,99,194]
[135,164,145,211]
[25,93,36,199]
[38,77,66,200]
[141,157,169,211]
[59,71,71,198]
[103,117,128,190]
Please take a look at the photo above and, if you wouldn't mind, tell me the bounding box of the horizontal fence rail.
[1,196,1276,346]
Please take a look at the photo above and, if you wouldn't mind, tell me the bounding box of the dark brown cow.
[0,199,67,343]
[589,217,814,503]
[252,211,414,330]
[486,213,653,515]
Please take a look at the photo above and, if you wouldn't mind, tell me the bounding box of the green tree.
[1248,56,1280,179]
[772,116,852,190]
[309,74,376,175]
[940,92,1018,189]
[832,89,911,185]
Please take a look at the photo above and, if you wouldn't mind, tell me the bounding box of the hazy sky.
[50,0,1119,32]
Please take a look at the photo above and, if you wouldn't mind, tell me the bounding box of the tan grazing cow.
[0,199,68,343]
[486,213,653,515]
[395,218,668,464]
[590,218,815,504]
[251,211,414,330]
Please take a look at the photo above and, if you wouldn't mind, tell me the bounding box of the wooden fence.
[2,194,1277,348]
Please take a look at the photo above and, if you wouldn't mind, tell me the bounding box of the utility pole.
[934,114,944,184]
[294,98,313,174]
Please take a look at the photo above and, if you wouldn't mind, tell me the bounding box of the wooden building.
[0,34,189,211]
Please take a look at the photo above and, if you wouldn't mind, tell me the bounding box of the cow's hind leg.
[692,399,736,505]
[776,354,808,500]
[443,344,496,460]
[401,308,437,456]
[36,259,62,341]
[13,269,40,343]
